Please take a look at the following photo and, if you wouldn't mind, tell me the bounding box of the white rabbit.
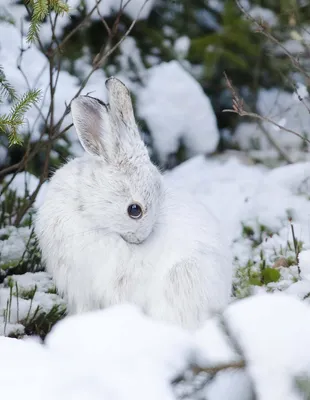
[35,77,232,330]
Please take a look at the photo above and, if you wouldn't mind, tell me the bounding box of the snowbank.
[2,294,310,399]
[196,293,310,400]
[165,154,267,243]
[137,61,220,164]
[1,304,193,400]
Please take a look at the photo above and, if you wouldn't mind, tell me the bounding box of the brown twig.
[223,73,304,161]
[224,107,310,146]
[191,359,245,375]
[289,220,301,274]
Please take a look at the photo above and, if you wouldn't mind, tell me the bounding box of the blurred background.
[1,0,310,177]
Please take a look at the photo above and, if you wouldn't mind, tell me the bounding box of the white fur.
[35,77,232,330]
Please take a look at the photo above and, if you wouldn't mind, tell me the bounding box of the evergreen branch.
[49,0,69,15]
[0,89,41,146]
[26,17,41,43]
[33,0,48,21]
[10,89,41,122]
[26,0,69,43]
[0,66,17,101]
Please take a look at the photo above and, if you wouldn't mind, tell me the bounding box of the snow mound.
[2,293,310,399]
[137,61,219,164]
[1,304,193,400]
[165,154,267,242]
[167,155,310,252]
[196,293,310,400]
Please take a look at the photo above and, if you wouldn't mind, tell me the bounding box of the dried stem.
[223,72,310,150]
[191,360,245,375]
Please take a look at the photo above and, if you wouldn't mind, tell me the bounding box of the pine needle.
[0,86,41,146]
[26,0,69,43]
[0,66,17,101]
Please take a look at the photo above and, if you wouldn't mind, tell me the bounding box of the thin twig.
[95,1,112,36]
[236,0,310,84]
[289,220,301,274]
[223,72,310,147]
[55,0,103,54]
[223,108,310,146]
[191,360,245,375]
[255,120,293,164]
[0,0,146,215]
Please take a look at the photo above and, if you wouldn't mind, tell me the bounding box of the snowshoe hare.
[35,77,232,330]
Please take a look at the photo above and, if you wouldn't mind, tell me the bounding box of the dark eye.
[127,203,143,219]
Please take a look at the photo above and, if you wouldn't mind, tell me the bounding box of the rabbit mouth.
[120,233,144,245]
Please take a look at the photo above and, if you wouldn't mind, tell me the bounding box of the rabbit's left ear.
[105,77,140,141]
[71,96,116,161]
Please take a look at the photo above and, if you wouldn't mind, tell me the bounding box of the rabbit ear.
[71,96,115,160]
[105,77,140,140]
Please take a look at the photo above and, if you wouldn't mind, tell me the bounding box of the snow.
[46,304,193,375]
[0,145,7,164]
[0,2,217,166]
[166,155,310,302]
[299,250,310,281]
[174,36,191,58]
[0,304,194,400]
[3,172,48,208]
[0,0,154,43]
[137,61,220,165]
[1,0,310,397]
[0,227,26,257]
[225,294,310,399]
[0,0,152,145]
[0,20,79,141]
[0,271,65,336]
[2,292,310,399]
[235,88,310,155]
[165,154,267,243]
[76,0,155,21]
[248,6,278,27]
[196,293,310,400]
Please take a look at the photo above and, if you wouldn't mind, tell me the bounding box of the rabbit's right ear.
[71,96,115,160]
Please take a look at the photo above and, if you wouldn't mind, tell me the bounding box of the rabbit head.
[70,77,163,244]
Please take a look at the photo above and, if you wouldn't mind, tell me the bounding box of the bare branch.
[223,72,310,152]
[55,0,103,54]
[223,108,310,146]
[191,359,245,375]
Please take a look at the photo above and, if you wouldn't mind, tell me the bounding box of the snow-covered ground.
[2,294,310,399]
[1,154,310,336]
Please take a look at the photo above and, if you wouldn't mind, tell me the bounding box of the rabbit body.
[35,78,232,330]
